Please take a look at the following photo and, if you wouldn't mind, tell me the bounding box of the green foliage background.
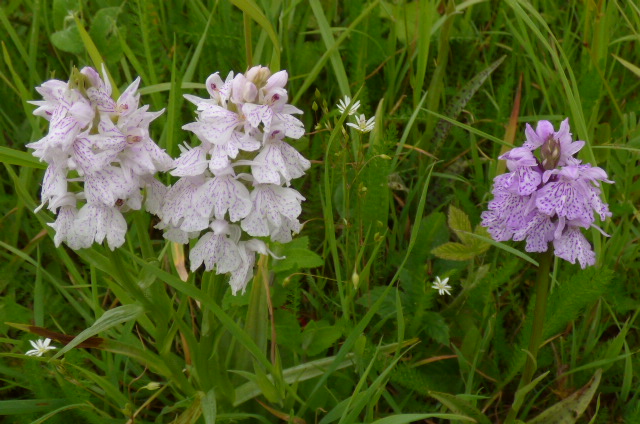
[1,0,639,423]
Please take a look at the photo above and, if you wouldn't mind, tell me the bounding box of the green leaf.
[528,369,602,424]
[50,26,84,54]
[0,147,46,169]
[0,399,69,415]
[422,311,450,345]
[302,320,343,356]
[613,54,640,78]
[453,231,539,266]
[272,236,323,272]
[53,304,144,358]
[253,362,281,404]
[89,7,123,63]
[427,391,492,424]
[370,413,477,424]
[230,0,280,69]
[448,205,473,245]
[431,242,484,261]
[53,0,78,30]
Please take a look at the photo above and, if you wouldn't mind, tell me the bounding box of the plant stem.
[504,249,553,423]
[243,12,253,68]
[521,249,553,387]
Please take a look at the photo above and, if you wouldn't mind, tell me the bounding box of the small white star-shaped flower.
[347,114,375,133]
[336,95,361,116]
[431,276,452,296]
[25,338,57,357]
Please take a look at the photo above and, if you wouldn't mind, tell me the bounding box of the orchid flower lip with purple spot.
[481,118,613,268]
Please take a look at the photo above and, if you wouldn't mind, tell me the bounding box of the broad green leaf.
[302,320,343,356]
[448,205,473,245]
[431,241,484,261]
[50,26,84,54]
[528,369,602,424]
[89,7,123,63]
[455,231,539,266]
[272,236,323,272]
[53,0,78,30]
[53,304,144,358]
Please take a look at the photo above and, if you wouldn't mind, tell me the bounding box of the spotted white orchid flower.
[28,66,171,250]
[157,66,309,295]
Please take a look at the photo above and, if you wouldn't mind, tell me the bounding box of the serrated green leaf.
[472,225,491,249]
[422,311,450,345]
[448,205,473,245]
[431,242,483,261]
[528,369,602,424]
[50,26,84,54]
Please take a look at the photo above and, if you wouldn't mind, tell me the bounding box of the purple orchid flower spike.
[482,118,613,268]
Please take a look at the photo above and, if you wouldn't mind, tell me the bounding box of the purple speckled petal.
[513,212,555,252]
[553,226,595,269]
[252,143,287,185]
[172,146,208,176]
[49,205,78,248]
[272,113,305,139]
[535,180,593,222]
[189,231,241,273]
[229,243,256,295]
[40,163,68,210]
[243,103,273,130]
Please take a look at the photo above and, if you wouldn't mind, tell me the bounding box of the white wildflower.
[431,276,452,296]
[336,95,360,116]
[25,338,57,357]
[347,114,375,133]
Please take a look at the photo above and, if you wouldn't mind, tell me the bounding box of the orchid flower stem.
[505,249,553,424]
[243,12,253,68]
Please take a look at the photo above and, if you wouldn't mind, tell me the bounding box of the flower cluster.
[481,119,613,268]
[28,66,172,250]
[155,66,309,294]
